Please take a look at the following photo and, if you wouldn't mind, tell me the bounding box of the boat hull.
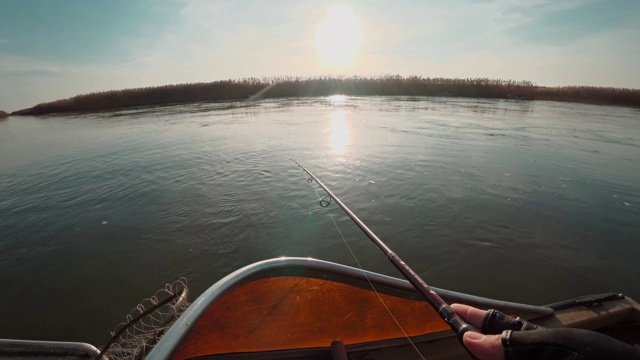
[146,258,639,360]
[2,257,639,359]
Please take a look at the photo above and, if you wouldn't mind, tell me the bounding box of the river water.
[1,96,639,345]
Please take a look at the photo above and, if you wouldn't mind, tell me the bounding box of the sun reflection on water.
[328,94,347,105]
[327,110,351,155]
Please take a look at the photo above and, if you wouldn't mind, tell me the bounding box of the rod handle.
[439,305,480,340]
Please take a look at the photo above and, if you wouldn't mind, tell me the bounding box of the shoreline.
[10,76,640,116]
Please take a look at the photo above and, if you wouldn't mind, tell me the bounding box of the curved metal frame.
[0,339,101,359]
[147,257,554,359]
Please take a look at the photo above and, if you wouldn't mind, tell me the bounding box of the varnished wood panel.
[172,276,448,359]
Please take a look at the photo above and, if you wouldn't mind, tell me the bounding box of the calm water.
[1,96,639,345]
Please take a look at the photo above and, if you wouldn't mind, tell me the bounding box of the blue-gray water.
[1,96,639,345]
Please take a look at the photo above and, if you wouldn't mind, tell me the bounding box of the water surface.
[1,96,639,344]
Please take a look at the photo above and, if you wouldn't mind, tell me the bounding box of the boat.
[1,257,639,360]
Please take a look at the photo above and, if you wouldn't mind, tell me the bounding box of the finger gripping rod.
[294,161,479,342]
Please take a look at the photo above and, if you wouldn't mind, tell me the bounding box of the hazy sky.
[1,0,639,111]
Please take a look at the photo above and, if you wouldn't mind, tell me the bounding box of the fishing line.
[295,160,480,360]
[299,167,427,360]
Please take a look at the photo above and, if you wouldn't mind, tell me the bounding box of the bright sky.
[1,0,639,111]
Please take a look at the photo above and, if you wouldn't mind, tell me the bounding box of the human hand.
[451,303,640,360]
[451,303,505,360]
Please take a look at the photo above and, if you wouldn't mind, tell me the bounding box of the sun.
[314,4,364,69]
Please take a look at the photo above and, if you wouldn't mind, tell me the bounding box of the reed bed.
[534,86,640,107]
[11,76,639,116]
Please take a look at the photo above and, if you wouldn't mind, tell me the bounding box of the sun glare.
[328,94,347,105]
[314,4,364,69]
[327,110,351,155]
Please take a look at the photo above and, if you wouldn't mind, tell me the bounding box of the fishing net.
[98,278,190,360]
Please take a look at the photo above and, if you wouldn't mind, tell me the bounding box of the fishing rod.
[293,160,479,344]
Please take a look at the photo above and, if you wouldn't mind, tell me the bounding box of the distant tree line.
[11,76,640,116]
[534,85,640,107]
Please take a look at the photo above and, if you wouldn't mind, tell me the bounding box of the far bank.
[11,76,640,116]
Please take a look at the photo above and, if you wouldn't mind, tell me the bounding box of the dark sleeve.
[502,328,640,360]
[482,309,640,360]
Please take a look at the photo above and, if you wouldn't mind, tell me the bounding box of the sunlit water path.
[1,96,639,344]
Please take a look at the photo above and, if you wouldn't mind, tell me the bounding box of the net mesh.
[100,278,190,360]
